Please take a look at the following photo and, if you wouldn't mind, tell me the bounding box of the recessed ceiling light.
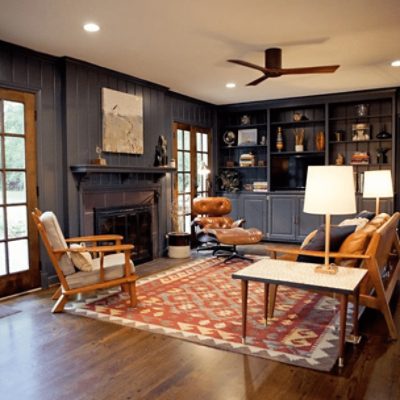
[83,23,100,32]
[226,82,236,88]
[391,60,400,67]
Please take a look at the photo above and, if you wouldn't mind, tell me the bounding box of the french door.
[0,88,39,297]
[172,123,212,234]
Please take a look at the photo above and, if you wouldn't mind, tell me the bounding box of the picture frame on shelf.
[238,128,257,146]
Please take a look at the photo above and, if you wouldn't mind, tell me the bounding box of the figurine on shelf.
[376,147,390,164]
[335,153,345,165]
[315,131,325,151]
[154,135,168,166]
[91,146,107,165]
[260,135,267,145]
[276,127,284,152]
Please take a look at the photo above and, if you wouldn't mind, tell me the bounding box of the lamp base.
[314,264,338,275]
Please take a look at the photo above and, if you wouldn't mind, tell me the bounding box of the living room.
[0,1,400,399]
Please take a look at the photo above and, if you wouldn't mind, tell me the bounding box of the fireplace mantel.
[70,164,176,189]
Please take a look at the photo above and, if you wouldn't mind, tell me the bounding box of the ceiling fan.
[228,48,340,86]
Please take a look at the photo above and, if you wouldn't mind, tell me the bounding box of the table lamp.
[304,166,356,274]
[363,170,393,215]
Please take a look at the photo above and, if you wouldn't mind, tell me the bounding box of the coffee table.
[232,258,367,367]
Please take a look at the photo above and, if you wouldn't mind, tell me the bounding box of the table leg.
[339,294,348,367]
[347,287,362,344]
[241,280,248,344]
[264,283,269,326]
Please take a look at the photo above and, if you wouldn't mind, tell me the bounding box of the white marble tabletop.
[232,258,368,294]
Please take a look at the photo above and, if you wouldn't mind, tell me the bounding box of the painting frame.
[238,128,258,146]
[102,87,144,154]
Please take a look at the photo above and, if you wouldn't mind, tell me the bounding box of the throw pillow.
[70,244,93,272]
[297,224,357,264]
[355,210,375,220]
[339,217,369,231]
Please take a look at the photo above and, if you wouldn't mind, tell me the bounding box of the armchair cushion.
[40,211,75,275]
[66,253,135,289]
[70,244,93,272]
[297,224,356,264]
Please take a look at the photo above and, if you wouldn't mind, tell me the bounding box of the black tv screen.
[271,154,324,191]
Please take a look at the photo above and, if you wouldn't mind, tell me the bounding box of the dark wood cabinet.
[240,194,268,237]
[268,195,297,241]
[217,88,397,244]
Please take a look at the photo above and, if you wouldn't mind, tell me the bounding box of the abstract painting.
[102,88,143,154]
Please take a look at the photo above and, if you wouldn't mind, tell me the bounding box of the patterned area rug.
[69,257,347,371]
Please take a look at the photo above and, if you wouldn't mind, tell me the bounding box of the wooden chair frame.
[32,208,138,313]
[265,212,400,340]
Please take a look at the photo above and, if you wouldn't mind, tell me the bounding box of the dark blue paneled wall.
[0,41,216,286]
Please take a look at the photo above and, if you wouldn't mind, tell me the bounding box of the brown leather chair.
[192,197,263,261]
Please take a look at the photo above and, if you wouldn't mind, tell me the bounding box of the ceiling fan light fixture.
[83,23,100,32]
[391,60,400,67]
[225,82,236,88]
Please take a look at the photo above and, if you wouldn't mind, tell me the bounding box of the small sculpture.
[376,147,390,164]
[276,127,283,152]
[335,153,345,165]
[91,146,107,165]
[315,131,325,151]
[154,135,168,166]
[294,128,304,152]
[217,170,240,192]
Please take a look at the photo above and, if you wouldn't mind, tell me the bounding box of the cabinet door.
[240,194,268,237]
[296,196,323,241]
[268,196,296,241]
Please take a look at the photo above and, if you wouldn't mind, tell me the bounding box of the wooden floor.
[0,255,399,400]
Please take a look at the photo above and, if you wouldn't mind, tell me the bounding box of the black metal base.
[215,245,253,263]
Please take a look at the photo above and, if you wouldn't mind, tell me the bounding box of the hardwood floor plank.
[0,255,399,400]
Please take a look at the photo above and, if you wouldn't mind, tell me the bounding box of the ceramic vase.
[316,131,325,151]
[276,127,283,152]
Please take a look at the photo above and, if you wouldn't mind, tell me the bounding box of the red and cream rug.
[68,257,349,371]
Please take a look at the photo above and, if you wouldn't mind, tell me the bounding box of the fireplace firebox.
[94,205,153,264]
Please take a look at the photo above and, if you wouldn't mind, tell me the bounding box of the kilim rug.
[69,257,350,371]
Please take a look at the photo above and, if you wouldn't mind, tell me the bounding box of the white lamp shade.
[363,170,393,198]
[304,166,356,215]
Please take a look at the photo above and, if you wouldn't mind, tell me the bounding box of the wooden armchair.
[32,208,138,313]
[265,212,400,340]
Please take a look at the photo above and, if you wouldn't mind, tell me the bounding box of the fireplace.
[94,204,153,264]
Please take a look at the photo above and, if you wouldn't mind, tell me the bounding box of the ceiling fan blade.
[246,75,270,86]
[227,59,268,74]
[277,65,340,75]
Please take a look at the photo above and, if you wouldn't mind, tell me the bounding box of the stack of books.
[351,152,370,165]
[253,181,268,192]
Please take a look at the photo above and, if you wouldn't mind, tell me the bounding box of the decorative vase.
[276,127,283,152]
[167,232,191,258]
[316,131,325,151]
[295,144,304,152]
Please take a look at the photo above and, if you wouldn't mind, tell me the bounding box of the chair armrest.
[66,235,124,243]
[67,244,134,254]
[264,244,371,260]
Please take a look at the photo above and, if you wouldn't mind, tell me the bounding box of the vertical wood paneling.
[0,42,64,286]
[0,46,12,81]
[12,52,28,85]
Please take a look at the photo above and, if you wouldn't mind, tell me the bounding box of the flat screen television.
[270,154,324,191]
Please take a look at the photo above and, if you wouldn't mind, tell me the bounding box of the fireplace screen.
[94,205,153,264]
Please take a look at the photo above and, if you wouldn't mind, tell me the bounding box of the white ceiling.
[1,0,400,105]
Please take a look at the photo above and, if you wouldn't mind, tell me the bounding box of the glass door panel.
[0,88,39,296]
[173,123,212,234]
